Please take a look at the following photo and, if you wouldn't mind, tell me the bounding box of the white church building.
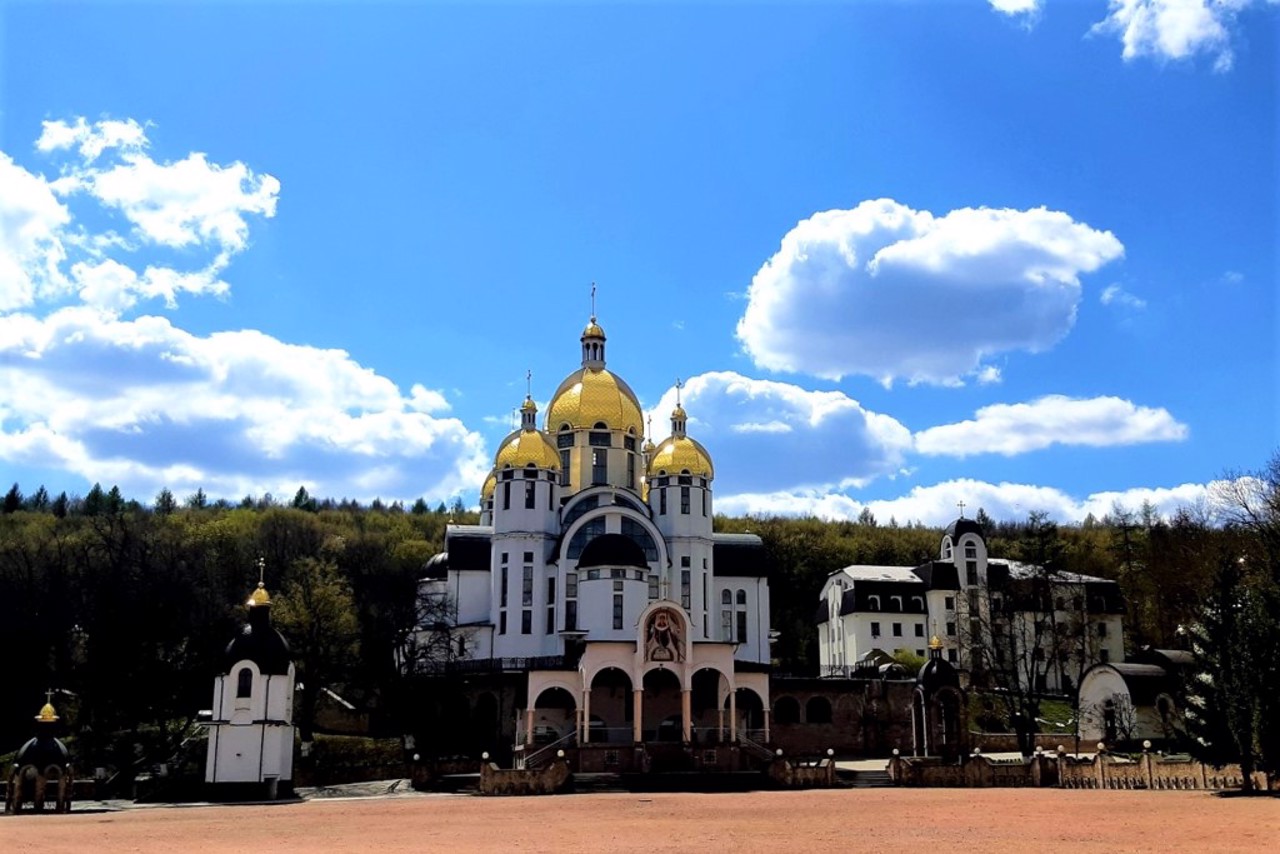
[818,518,1125,694]
[413,312,772,761]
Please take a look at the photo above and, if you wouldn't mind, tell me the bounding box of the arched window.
[236,667,253,699]
[774,696,801,725]
[867,595,880,612]
[721,590,732,605]
[805,696,832,724]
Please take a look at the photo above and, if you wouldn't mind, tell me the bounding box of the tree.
[26,486,49,512]
[2,483,22,514]
[272,557,361,742]
[186,488,208,510]
[292,486,317,512]
[154,488,177,515]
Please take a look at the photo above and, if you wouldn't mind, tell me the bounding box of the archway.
[589,668,633,743]
[531,687,577,742]
[728,687,765,737]
[690,668,727,742]
[806,696,832,724]
[642,668,683,742]
[774,696,800,725]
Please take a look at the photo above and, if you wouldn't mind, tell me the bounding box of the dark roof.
[422,551,449,580]
[815,600,830,625]
[713,533,767,578]
[1135,647,1195,670]
[446,526,493,572]
[917,655,961,693]
[224,605,292,675]
[912,561,960,590]
[944,517,985,541]
[578,533,647,568]
[1105,662,1180,705]
[15,732,70,770]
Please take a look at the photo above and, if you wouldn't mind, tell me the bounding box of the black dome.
[578,533,648,569]
[224,606,292,675]
[15,734,70,770]
[917,656,961,693]
[422,551,449,580]
[945,517,985,541]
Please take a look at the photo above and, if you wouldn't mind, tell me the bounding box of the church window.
[722,590,732,605]
[523,551,534,562]
[892,622,902,637]
[557,432,574,448]
[522,566,533,606]
[620,518,659,561]
[678,474,692,485]
[567,517,606,559]
[521,609,532,634]
[944,596,955,610]
[736,589,748,643]
[702,490,707,516]
[525,482,536,509]
[565,600,577,631]
[236,668,252,699]
[965,544,977,559]
[721,608,733,642]
[624,436,636,451]
[966,562,978,583]
[627,454,636,489]
[500,567,509,608]
[915,623,924,637]
[502,482,511,510]
[680,487,690,514]
[648,575,659,599]
[656,476,669,487]
[499,611,508,634]
[590,431,611,447]
[681,570,691,609]
[911,596,924,610]
[659,489,667,515]
[871,621,881,638]
[946,621,956,637]
[560,450,571,485]
[612,593,624,630]
[566,572,578,597]
[546,578,556,635]
[890,595,903,611]
[592,449,608,485]
[522,466,537,478]
[501,468,514,479]
[867,595,880,611]
[947,649,957,663]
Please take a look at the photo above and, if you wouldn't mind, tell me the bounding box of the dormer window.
[867,595,880,611]
[236,668,252,699]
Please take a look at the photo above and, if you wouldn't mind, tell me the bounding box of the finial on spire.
[957,500,967,518]
[46,688,54,706]
[526,369,532,398]
[590,281,596,320]
[257,555,265,586]
[675,377,682,406]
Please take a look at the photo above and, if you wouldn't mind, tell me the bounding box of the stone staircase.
[843,769,894,788]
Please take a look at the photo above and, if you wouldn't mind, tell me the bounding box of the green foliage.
[891,648,925,676]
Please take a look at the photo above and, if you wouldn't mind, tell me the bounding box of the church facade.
[413,314,772,760]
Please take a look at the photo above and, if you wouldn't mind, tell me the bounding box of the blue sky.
[0,1,1275,524]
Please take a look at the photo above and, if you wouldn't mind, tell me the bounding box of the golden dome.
[648,435,714,479]
[481,471,497,501]
[546,368,644,434]
[248,582,271,607]
[929,635,943,651]
[36,702,58,722]
[520,396,537,413]
[671,402,687,421]
[582,317,605,339]
[495,428,560,471]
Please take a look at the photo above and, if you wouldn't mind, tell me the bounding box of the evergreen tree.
[186,488,208,509]
[26,485,49,511]
[2,483,22,514]
[82,483,107,516]
[154,488,177,515]
[50,491,69,518]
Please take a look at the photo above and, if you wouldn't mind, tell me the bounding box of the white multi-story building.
[818,519,1124,694]
[415,313,771,754]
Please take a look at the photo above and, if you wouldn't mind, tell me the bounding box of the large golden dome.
[648,435,714,479]
[546,368,644,434]
[494,428,560,471]
[481,471,497,501]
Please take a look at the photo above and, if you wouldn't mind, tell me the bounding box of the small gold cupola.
[247,557,271,607]
[581,283,606,369]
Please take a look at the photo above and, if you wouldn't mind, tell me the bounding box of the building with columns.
[414,313,772,764]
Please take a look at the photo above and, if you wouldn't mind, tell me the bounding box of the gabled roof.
[713,532,767,578]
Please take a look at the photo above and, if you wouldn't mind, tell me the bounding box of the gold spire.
[247,557,271,607]
[36,690,58,722]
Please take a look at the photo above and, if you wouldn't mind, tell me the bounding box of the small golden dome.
[648,435,714,479]
[248,582,271,607]
[36,702,58,723]
[929,635,943,651]
[481,471,497,501]
[495,429,560,471]
[546,368,644,434]
[582,316,605,339]
[520,396,537,413]
[671,403,687,421]
[642,437,656,454]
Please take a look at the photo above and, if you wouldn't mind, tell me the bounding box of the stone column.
[633,689,643,744]
[525,708,535,747]
[729,690,738,742]
[763,708,771,744]
[718,708,725,743]
[681,689,692,743]
[582,689,591,744]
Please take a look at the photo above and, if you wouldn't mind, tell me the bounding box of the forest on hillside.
[1,458,1276,782]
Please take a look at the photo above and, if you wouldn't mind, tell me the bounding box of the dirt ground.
[6,788,1279,853]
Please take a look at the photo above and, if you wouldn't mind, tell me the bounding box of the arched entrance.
[729,687,765,738]
[530,687,576,743]
[691,667,728,743]
[588,667,632,743]
[642,668,683,742]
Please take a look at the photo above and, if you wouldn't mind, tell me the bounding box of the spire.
[520,370,538,430]
[957,499,967,519]
[581,283,606,369]
[671,378,687,438]
[248,556,271,607]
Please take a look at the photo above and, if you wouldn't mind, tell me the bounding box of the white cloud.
[717,477,1219,525]
[914,395,1187,457]
[0,118,487,503]
[0,153,71,310]
[646,371,912,494]
[989,0,1043,25]
[1100,283,1147,309]
[0,307,489,502]
[1091,0,1277,72]
[736,199,1123,386]
[37,117,148,161]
